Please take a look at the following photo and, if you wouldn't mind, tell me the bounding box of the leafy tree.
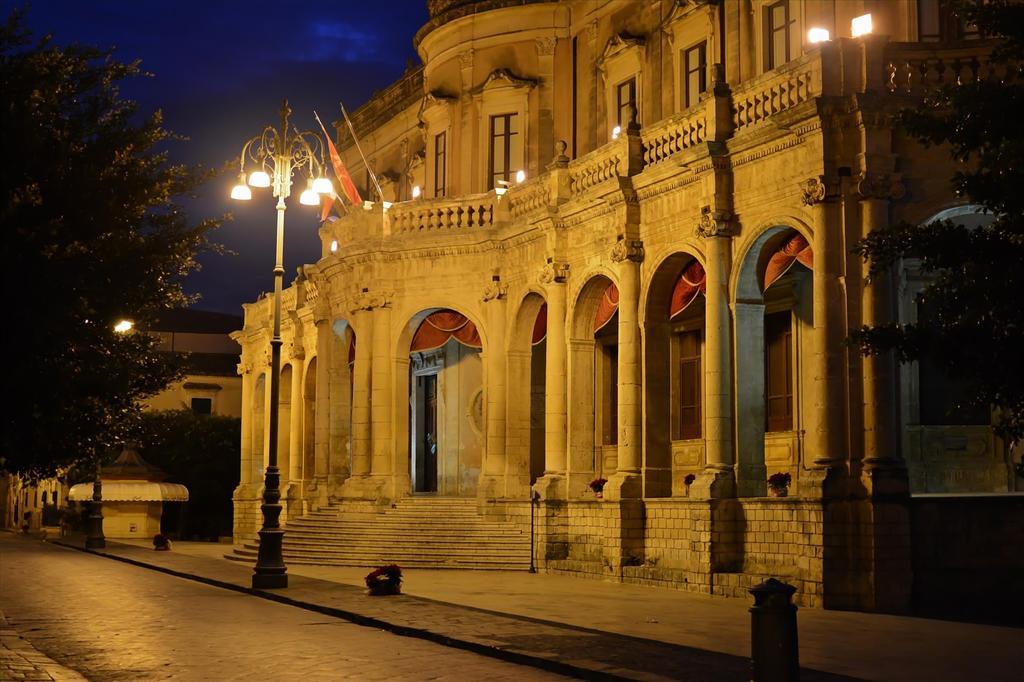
[853,0,1024,450]
[1,11,221,477]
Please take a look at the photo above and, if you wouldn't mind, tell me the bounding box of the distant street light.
[230,98,327,590]
[113,319,134,333]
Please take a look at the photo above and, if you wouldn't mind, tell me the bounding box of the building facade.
[232,0,1021,610]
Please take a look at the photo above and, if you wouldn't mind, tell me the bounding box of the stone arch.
[643,250,705,497]
[733,222,815,497]
[395,305,487,497]
[509,291,548,488]
[567,273,618,497]
[252,372,267,481]
[278,363,294,486]
[302,355,317,487]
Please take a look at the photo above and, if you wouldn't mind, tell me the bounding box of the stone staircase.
[227,497,531,570]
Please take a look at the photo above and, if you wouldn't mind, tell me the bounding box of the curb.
[51,539,624,681]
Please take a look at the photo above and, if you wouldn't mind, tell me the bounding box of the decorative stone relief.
[694,205,735,238]
[349,288,393,314]
[458,49,474,69]
[800,176,840,206]
[538,259,570,284]
[481,276,508,302]
[856,172,906,201]
[535,36,556,57]
[610,237,645,263]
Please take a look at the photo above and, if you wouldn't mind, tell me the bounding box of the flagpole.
[339,102,385,201]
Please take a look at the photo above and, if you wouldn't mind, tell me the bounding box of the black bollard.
[749,578,799,682]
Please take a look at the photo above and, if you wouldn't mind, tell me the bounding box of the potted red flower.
[767,472,792,498]
[588,478,607,498]
[684,473,696,495]
[365,564,402,596]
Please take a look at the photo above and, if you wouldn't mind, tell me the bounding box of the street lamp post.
[231,99,329,590]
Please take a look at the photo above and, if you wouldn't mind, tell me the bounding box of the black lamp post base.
[85,536,106,549]
[252,525,288,589]
[252,572,289,589]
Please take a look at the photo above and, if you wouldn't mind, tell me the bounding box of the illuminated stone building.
[231,0,1021,610]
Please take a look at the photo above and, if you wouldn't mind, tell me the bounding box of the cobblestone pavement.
[0,536,566,681]
[1,612,87,681]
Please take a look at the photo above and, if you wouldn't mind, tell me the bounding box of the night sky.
[19,1,430,315]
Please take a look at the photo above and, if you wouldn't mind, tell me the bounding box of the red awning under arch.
[411,310,482,352]
[669,259,707,318]
[764,232,813,290]
[532,303,548,345]
[594,282,619,332]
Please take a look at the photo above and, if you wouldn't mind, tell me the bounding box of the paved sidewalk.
[0,612,87,682]
[58,537,1023,681]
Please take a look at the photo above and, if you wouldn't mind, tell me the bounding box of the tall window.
[917,0,980,42]
[765,311,793,432]
[433,131,447,198]
[488,113,519,189]
[764,0,798,70]
[616,78,637,127]
[682,42,707,110]
[676,330,702,440]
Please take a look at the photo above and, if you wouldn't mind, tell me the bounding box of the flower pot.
[368,581,401,596]
[769,487,788,498]
[595,491,603,498]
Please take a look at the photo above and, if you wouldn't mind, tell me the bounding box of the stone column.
[481,277,508,499]
[238,360,254,486]
[802,177,847,484]
[370,300,393,491]
[695,214,737,498]
[606,238,644,500]
[534,260,568,498]
[350,307,373,480]
[313,317,331,492]
[287,354,304,484]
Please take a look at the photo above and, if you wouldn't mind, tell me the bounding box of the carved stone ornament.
[458,49,474,69]
[538,260,570,285]
[800,176,840,206]
[695,206,735,238]
[237,361,254,376]
[288,341,305,361]
[349,289,393,314]
[535,36,557,57]
[856,172,906,201]
[610,237,645,263]
[481,278,508,302]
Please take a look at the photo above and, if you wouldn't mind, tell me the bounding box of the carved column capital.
[695,206,736,238]
[458,49,474,69]
[349,288,393,315]
[800,175,841,206]
[538,259,570,285]
[856,172,906,201]
[610,237,645,263]
[535,36,557,56]
[237,361,254,376]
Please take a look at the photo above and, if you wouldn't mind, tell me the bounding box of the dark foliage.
[852,0,1024,445]
[1,10,222,476]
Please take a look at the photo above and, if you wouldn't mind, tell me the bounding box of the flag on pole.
[314,111,362,221]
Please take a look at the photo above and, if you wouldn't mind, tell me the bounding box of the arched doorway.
[404,309,484,496]
[251,373,266,482]
[302,357,317,486]
[278,363,294,487]
[568,275,618,497]
[644,253,706,497]
[734,227,814,496]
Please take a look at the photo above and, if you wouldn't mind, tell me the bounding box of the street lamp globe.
[299,186,320,206]
[248,170,271,188]
[312,177,333,194]
[231,172,252,201]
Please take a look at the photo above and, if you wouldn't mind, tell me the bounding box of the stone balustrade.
[641,109,707,166]
[885,41,1009,96]
[568,138,626,196]
[732,51,823,131]
[386,192,498,233]
[507,175,552,220]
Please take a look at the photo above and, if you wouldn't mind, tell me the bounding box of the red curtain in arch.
[532,303,548,345]
[593,282,619,332]
[669,259,707,319]
[764,232,814,290]
[410,310,482,352]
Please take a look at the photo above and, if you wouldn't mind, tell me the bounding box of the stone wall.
[911,494,1024,625]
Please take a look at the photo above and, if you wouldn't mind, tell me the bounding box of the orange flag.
[314,112,362,219]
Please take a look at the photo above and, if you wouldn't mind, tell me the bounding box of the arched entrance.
[509,293,547,489]
[404,308,484,496]
[734,227,814,496]
[644,253,706,497]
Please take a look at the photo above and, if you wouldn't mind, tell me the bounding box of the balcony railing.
[386,192,498,233]
[641,108,707,166]
[885,41,1010,96]
[731,50,824,131]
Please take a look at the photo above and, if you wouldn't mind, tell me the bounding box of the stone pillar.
[606,238,643,500]
[327,326,351,492]
[238,360,254,486]
[695,222,737,498]
[802,176,847,492]
[481,277,508,499]
[370,301,393,492]
[313,317,331,496]
[287,354,304,484]
[350,307,373,480]
[534,261,568,499]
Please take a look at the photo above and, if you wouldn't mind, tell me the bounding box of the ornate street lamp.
[231,99,330,589]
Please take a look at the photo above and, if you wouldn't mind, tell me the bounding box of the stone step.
[285,522,524,534]
[288,517,519,528]
[230,546,529,565]
[248,541,530,556]
[282,530,526,542]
